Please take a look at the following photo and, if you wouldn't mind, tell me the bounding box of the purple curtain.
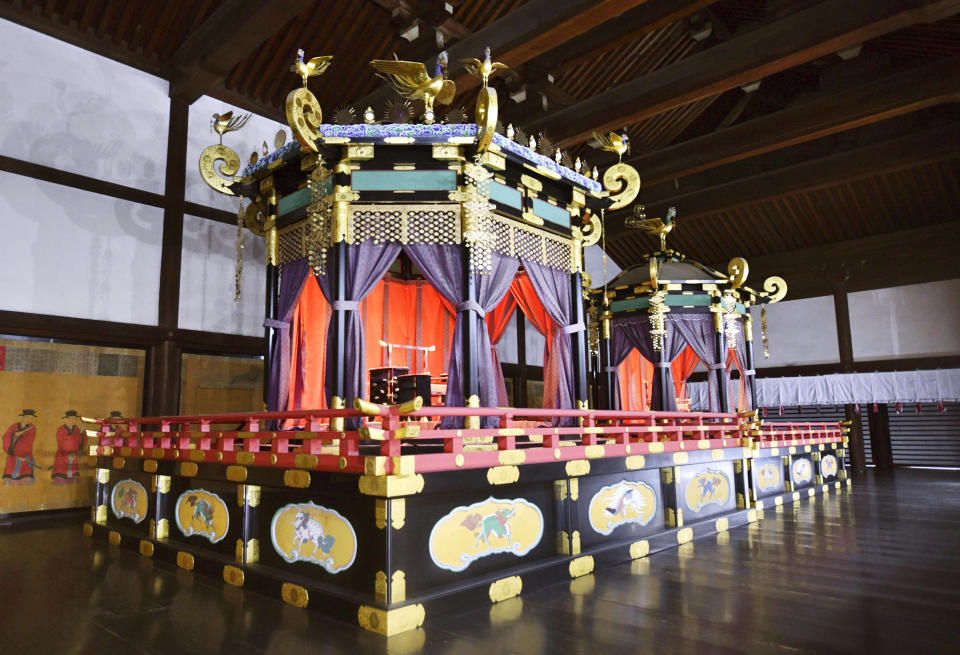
[672,314,722,412]
[316,242,402,422]
[266,258,312,413]
[405,245,519,428]
[521,260,580,420]
[732,321,753,410]
[609,327,637,410]
[614,315,686,411]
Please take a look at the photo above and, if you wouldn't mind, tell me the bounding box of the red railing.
[90,405,846,476]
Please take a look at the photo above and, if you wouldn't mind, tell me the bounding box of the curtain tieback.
[708,363,726,370]
[332,300,361,311]
[744,369,756,376]
[562,322,585,334]
[263,318,289,330]
[456,300,486,317]
[604,366,619,373]
[656,362,672,369]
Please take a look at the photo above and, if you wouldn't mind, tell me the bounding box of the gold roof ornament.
[291,49,333,89]
[371,52,456,124]
[211,111,250,145]
[627,205,676,251]
[592,131,630,163]
[460,46,509,87]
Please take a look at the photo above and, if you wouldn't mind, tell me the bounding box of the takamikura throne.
[85,48,850,637]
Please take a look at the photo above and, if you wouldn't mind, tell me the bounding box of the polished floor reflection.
[1,469,959,654]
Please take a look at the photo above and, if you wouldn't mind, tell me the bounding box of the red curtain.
[485,293,517,406]
[727,348,748,411]
[284,275,330,425]
[671,345,700,403]
[508,273,556,407]
[618,350,654,411]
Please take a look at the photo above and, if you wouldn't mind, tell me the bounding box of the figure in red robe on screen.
[51,409,85,484]
[3,409,38,485]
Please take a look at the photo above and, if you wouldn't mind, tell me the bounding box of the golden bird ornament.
[460,46,508,86]
[291,49,333,88]
[592,131,630,162]
[628,205,677,251]
[370,52,455,122]
[211,111,251,144]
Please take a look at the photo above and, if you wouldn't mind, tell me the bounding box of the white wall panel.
[0,171,162,324]
[186,95,287,212]
[0,20,169,193]
[179,214,266,336]
[495,311,518,364]
[750,295,840,367]
[849,279,960,361]
[584,245,622,288]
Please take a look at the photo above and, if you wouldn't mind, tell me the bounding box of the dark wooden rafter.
[627,55,960,185]
[170,0,315,102]
[639,123,960,222]
[351,0,650,110]
[525,0,960,147]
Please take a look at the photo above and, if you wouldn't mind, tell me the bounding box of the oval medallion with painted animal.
[270,502,357,573]
[756,462,782,492]
[588,480,657,536]
[820,454,838,478]
[429,497,543,572]
[792,458,813,485]
[684,469,731,512]
[110,479,148,524]
[174,489,229,544]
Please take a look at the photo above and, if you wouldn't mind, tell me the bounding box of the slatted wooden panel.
[887,402,960,467]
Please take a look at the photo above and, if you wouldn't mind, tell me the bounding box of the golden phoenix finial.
[370,52,455,123]
[290,48,333,89]
[211,111,250,144]
[628,205,677,251]
[460,46,508,86]
[592,131,630,163]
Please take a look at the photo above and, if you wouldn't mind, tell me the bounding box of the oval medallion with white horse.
[174,489,229,544]
[429,497,543,572]
[110,479,148,524]
[588,480,657,536]
[270,502,357,573]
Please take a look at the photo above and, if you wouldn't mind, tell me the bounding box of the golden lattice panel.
[347,204,461,245]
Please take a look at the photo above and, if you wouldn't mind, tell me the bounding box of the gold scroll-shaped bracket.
[475,86,498,153]
[727,257,749,290]
[286,87,323,152]
[580,212,602,247]
[602,163,641,211]
[762,275,788,303]
[199,144,241,195]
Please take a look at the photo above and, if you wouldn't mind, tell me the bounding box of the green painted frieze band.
[351,170,457,191]
[531,198,570,227]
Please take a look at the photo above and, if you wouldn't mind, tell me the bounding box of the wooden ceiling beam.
[637,122,960,224]
[627,56,960,185]
[525,0,960,147]
[169,0,314,103]
[524,0,719,77]
[351,0,648,109]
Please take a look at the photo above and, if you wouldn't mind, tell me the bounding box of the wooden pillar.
[461,250,480,410]
[713,308,731,412]
[570,272,589,409]
[329,241,348,415]
[743,314,758,410]
[656,339,672,411]
[598,306,615,410]
[516,310,528,407]
[834,284,867,474]
[147,96,189,417]
[868,403,894,470]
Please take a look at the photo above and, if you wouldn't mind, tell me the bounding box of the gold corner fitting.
[358,604,425,637]
[489,576,523,603]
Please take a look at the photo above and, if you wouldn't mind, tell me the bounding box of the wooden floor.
[1,469,959,654]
